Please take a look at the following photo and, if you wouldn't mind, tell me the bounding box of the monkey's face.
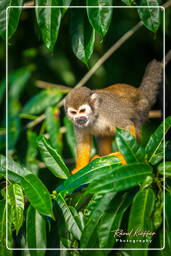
[66,104,95,128]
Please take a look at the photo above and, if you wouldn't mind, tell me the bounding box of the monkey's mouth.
[75,117,88,127]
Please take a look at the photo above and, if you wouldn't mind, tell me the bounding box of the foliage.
[0,0,171,255]
[0,0,164,64]
[0,117,171,255]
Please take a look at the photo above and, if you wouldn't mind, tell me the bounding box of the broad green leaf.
[145,117,171,163]
[86,163,153,194]
[0,155,54,218]
[8,184,24,234]
[9,67,31,99]
[115,128,145,163]
[58,0,72,15]
[35,0,61,50]
[80,192,116,248]
[0,0,24,39]
[22,89,62,115]
[122,0,135,5]
[166,192,171,231]
[64,117,76,158]
[0,201,12,255]
[46,107,62,153]
[157,161,171,176]
[26,130,39,174]
[26,205,46,255]
[20,173,54,218]
[86,0,113,37]
[56,193,82,240]
[37,136,70,179]
[97,192,134,248]
[56,156,121,195]
[70,8,95,64]
[126,188,156,251]
[138,0,160,33]
[0,154,31,182]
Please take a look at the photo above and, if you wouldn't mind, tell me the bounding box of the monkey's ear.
[90,93,101,108]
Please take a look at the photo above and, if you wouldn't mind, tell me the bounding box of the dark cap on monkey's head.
[64,87,92,110]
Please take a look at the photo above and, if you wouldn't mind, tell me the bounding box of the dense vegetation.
[0,0,171,255]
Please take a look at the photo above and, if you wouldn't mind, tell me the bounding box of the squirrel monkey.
[64,60,162,174]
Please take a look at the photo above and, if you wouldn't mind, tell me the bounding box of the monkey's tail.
[139,59,162,108]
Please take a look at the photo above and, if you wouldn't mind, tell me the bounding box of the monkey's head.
[64,87,100,128]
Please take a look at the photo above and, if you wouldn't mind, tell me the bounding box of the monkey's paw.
[107,152,127,165]
[90,154,101,161]
[71,167,81,175]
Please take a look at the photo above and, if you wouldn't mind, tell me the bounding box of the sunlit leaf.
[0,155,54,218]
[86,163,152,194]
[86,0,113,37]
[35,0,61,50]
[37,136,70,179]
[20,173,54,218]
[26,205,46,255]
[8,184,24,234]
[70,8,95,64]
[138,0,161,33]
[56,156,121,195]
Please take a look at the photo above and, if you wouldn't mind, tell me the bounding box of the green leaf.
[26,130,39,174]
[137,0,161,33]
[64,117,76,158]
[126,188,156,250]
[0,0,24,39]
[80,192,116,248]
[20,173,54,218]
[70,8,95,64]
[8,184,24,234]
[8,115,21,150]
[37,136,70,179]
[35,0,61,50]
[56,156,121,195]
[0,155,53,218]
[157,161,171,176]
[115,128,145,163]
[56,193,82,240]
[86,163,153,194]
[0,154,31,182]
[22,89,62,115]
[58,0,72,15]
[145,117,171,163]
[122,0,135,5]
[26,205,46,255]
[45,107,62,153]
[0,201,12,255]
[86,0,113,37]
[97,192,133,248]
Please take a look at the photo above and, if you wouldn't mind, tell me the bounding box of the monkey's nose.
[76,116,87,125]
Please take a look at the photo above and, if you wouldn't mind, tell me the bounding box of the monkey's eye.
[70,110,77,115]
[79,108,86,113]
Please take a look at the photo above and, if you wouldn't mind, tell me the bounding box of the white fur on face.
[67,104,92,118]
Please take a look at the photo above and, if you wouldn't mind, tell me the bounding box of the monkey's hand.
[90,152,127,165]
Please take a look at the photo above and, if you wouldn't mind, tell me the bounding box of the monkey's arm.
[72,129,92,175]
